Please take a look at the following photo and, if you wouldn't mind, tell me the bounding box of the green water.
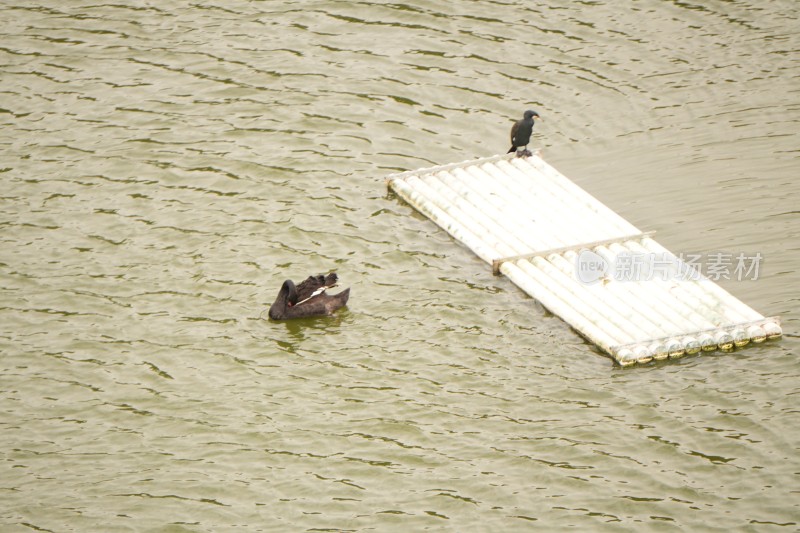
[1,1,798,531]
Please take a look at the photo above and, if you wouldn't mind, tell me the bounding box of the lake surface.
[1,1,798,531]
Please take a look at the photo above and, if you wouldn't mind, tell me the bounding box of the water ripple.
[0,0,798,531]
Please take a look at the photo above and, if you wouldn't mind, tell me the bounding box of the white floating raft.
[387,153,781,366]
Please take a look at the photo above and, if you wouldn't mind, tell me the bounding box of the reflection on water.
[1,0,798,531]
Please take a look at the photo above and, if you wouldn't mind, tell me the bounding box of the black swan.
[268,273,350,320]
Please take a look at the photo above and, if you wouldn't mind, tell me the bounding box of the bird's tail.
[336,288,350,307]
[507,146,516,154]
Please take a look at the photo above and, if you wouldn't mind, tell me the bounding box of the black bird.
[507,109,540,156]
[268,273,350,320]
